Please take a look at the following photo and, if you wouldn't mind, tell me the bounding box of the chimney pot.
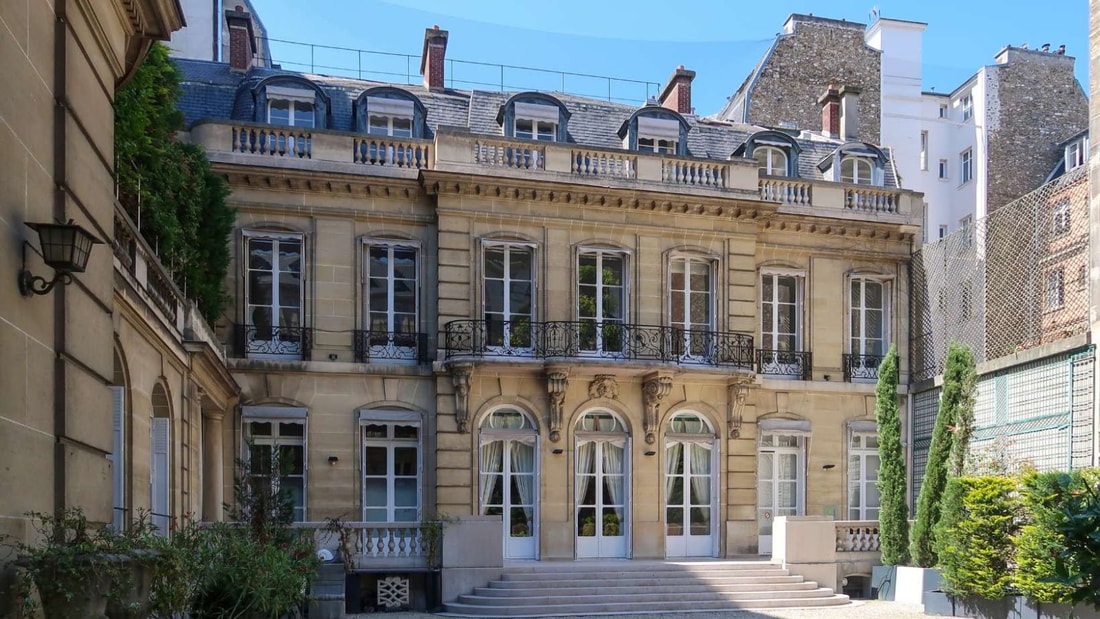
[658,65,696,115]
[420,25,450,90]
[225,6,256,72]
[839,85,861,140]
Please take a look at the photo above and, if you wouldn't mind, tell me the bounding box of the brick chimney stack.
[225,5,256,72]
[839,85,861,140]
[818,84,841,138]
[420,25,449,90]
[658,65,696,114]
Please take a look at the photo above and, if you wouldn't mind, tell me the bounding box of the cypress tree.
[875,344,909,565]
[910,342,976,567]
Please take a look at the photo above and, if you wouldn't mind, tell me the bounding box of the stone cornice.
[183,340,241,411]
[421,170,777,222]
[213,163,425,200]
[762,213,919,244]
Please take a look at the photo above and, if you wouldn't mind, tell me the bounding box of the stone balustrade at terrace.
[189,120,920,223]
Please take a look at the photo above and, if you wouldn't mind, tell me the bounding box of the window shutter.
[110,386,125,530]
[151,418,170,535]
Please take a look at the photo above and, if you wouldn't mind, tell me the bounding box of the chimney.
[818,84,841,138]
[225,5,256,72]
[658,65,696,114]
[839,85,861,140]
[420,25,449,90]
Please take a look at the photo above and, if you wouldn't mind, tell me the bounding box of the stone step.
[503,560,775,574]
[496,573,803,587]
[458,586,837,606]
[476,580,820,597]
[445,592,851,617]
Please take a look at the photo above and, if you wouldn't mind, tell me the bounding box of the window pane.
[249,239,273,269]
[484,281,504,314]
[393,117,413,137]
[365,446,387,475]
[364,478,387,506]
[395,508,418,522]
[394,447,418,476]
[603,256,623,286]
[510,250,532,281]
[369,115,389,135]
[578,285,596,318]
[394,478,417,506]
[363,424,387,438]
[866,282,883,308]
[268,100,290,125]
[515,119,533,139]
[510,282,532,315]
[249,421,272,436]
[294,102,315,128]
[370,248,389,277]
[485,249,505,279]
[280,445,305,475]
[394,424,419,439]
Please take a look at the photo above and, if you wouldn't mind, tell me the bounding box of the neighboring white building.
[170,0,271,67]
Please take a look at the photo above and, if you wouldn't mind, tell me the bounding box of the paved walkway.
[370,600,931,619]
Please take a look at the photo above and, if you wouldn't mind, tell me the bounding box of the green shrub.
[874,344,909,566]
[934,476,1019,598]
[911,342,976,567]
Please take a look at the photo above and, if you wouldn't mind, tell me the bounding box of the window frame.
[938,159,949,180]
[576,247,630,355]
[482,241,538,351]
[362,238,421,358]
[754,146,790,177]
[960,148,973,185]
[960,94,973,122]
[634,114,682,155]
[938,103,948,119]
[847,432,880,521]
[759,268,805,355]
[1051,200,1071,237]
[243,230,306,358]
[848,275,891,359]
[359,410,423,523]
[265,86,317,128]
[1046,268,1065,311]
[840,156,874,185]
[669,254,717,333]
[1066,138,1087,170]
[242,415,308,523]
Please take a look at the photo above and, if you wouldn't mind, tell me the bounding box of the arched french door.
[479,408,539,559]
[665,412,717,557]
[575,410,629,558]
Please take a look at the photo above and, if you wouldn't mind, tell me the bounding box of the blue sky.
[250,0,1088,113]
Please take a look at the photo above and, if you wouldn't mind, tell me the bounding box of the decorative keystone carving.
[588,374,620,400]
[449,363,474,433]
[727,377,752,439]
[546,370,569,442]
[641,373,673,444]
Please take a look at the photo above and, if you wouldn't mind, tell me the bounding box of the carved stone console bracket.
[449,363,474,433]
[546,369,569,442]
[641,372,673,444]
[588,374,620,400]
[727,376,752,439]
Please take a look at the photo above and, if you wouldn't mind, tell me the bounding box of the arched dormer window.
[355,87,428,139]
[498,92,570,142]
[733,131,801,177]
[618,107,690,156]
[251,76,331,129]
[819,142,887,186]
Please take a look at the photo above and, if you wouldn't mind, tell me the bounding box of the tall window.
[848,433,880,521]
[365,241,418,354]
[960,94,973,122]
[938,159,948,180]
[362,420,420,522]
[754,146,788,177]
[245,419,307,522]
[484,244,534,349]
[670,258,713,357]
[245,232,303,356]
[761,273,801,353]
[1052,200,1071,237]
[1046,268,1065,310]
[1066,139,1087,170]
[960,148,973,184]
[850,278,887,357]
[841,157,873,185]
[919,131,928,171]
[578,250,626,354]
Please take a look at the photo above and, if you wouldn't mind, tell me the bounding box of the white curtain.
[666,441,682,502]
[689,442,712,508]
[510,440,536,527]
[576,441,595,506]
[603,442,624,508]
[479,440,503,514]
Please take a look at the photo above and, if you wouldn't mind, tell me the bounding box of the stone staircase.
[444,560,851,617]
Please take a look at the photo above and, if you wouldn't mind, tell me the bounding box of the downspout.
[52,0,70,516]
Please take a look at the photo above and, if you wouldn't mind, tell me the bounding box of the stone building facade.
[720,15,882,144]
[174,10,921,602]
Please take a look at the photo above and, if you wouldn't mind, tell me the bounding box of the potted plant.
[580,516,596,537]
[5,509,128,619]
[603,512,621,536]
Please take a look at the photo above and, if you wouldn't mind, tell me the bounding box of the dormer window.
[513,102,558,142]
[636,116,680,154]
[267,86,316,128]
[841,156,874,185]
[499,93,569,142]
[366,96,414,138]
[755,146,789,177]
[1066,137,1087,170]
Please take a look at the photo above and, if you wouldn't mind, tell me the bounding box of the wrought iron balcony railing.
[353,330,429,363]
[756,349,813,381]
[232,324,313,361]
[444,319,754,370]
[843,353,884,382]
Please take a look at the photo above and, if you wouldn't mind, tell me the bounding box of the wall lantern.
[19,220,102,297]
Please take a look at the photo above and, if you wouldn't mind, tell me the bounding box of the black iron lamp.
[19,220,103,296]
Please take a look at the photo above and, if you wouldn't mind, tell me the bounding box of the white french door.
[480,436,538,559]
[484,245,534,351]
[365,243,419,359]
[670,258,714,361]
[578,251,626,355]
[757,434,804,555]
[665,439,716,557]
[576,437,629,558]
[760,273,802,377]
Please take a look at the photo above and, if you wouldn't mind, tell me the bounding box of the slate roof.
[174,58,902,187]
